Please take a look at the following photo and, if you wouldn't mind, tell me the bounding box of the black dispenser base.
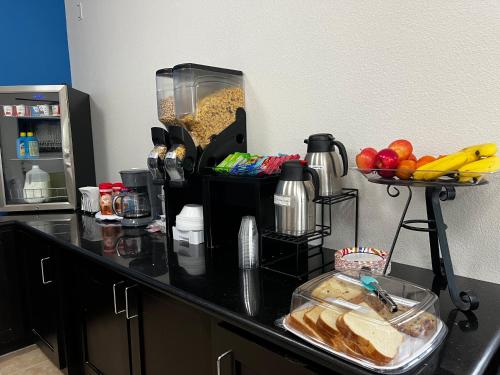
[160,108,247,245]
[202,174,279,250]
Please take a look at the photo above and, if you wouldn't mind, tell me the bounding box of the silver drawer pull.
[40,257,52,285]
[125,285,138,320]
[112,281,125,315]
[217,350,233,375]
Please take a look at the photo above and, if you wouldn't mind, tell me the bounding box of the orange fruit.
[396,160,417,180]
[416,155,436,169]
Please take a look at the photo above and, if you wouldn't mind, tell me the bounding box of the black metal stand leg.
[354,191,359,247]
[427,187,479,311]
[383,186,413,274]
[425,188,445,278]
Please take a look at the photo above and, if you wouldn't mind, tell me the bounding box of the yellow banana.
[413,151,468,180]
[461,143,497,163]
[457,155,500,183]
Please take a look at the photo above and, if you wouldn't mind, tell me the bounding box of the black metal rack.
[368,177,486,311]
[260,188,359,280]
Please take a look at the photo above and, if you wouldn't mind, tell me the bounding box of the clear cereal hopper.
[171,63,245,149]
[156,64,245,149]
[282,271,447,373]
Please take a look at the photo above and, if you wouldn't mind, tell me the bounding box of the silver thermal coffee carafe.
[304,134,348,196]
[274,160,320,235]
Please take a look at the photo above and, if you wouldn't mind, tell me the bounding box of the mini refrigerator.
[0,85,95,212]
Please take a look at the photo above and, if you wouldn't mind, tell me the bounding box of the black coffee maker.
[147,64,247,241]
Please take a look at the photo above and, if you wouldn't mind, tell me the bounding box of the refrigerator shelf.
[9,157,64,161]
[1,115,60,120]
[8,187,68,204]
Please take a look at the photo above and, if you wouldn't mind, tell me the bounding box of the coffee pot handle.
[305,167,320,200]
[333,140,348,177]
[112,195,124,217]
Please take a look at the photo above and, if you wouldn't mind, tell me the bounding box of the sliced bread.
[303,305,325,330]
[337,303,404,364]
[311,277,365,303]
[316,307,344,338]
[315,306,351,351]
[303,305,339,346]
[288,307,321,340]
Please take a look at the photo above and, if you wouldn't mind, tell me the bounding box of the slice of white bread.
[311,277,365,303]
[337,303,404,365]
[289,306,343,349]
[302,306,340,347]
[303,305,325,330]
[316,307,344,338]
[315,306,350,351]
[288,307,322,341]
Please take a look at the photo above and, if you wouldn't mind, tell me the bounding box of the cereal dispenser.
[153,64,246,181]
[149,63,247,241]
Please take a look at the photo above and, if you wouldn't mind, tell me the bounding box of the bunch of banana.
[457,155,500,183]
[413,143,498,181]
[461,143,498,163]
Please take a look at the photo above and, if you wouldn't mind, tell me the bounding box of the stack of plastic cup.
[238,216,259,269]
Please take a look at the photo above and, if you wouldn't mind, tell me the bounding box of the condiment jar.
[99,182,113,215]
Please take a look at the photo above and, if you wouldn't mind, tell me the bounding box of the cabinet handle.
[112,281,125,315]
[217,350,233,375]
[40,257,52,285]
[125,284,138,320]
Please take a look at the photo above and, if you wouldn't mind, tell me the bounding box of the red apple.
[375,148,399,178]
[388,139,413,161]
[356,147,378,173]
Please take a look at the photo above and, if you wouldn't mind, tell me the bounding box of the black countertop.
[1,212,499,374]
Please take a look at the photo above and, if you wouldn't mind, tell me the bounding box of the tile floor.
[0,345,62,375]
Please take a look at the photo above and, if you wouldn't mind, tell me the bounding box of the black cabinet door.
[78,264,133,375]
[213,323,324,375]
[23,233,61,367]
[0,227,28,355]
[138,286,212,375]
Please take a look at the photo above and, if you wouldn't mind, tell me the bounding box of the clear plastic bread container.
[282,271,447,374]
[171,63,245,149]
[156,68,177,125]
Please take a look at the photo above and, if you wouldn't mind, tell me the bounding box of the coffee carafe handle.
[333,140,348,177]
[304,167,320,200]
[112,195,124,217]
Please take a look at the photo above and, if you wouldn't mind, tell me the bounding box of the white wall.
[65,0,500,283]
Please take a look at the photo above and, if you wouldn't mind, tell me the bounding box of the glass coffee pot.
[112,189,151,223]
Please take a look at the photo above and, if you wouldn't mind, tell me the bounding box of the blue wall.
[0,0,71,85]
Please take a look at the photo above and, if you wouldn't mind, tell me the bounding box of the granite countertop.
[1,212,499,374]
